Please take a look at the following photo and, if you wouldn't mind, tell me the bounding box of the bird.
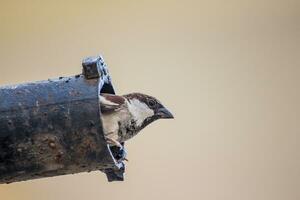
[100,93,174,148]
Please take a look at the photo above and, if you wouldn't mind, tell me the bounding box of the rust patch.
[32,134,66,170]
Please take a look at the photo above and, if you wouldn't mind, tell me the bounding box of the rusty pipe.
[0,56,125,184]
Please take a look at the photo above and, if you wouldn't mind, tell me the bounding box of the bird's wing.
[99,93,125,113]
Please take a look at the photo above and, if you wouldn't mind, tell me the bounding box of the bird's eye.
[148,99,157,108]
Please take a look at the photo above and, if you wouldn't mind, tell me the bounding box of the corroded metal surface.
[0,56,124,184]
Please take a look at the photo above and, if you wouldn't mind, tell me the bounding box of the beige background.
[0,0,299,200]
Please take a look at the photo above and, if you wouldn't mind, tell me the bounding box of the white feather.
[127,99,154,127]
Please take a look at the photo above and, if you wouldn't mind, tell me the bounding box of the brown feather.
[100,93,125,113]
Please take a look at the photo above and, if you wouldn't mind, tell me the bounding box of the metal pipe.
[0,56,125,184]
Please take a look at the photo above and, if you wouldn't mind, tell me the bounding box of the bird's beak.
[157,107,174,119]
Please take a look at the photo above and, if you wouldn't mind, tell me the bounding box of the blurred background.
[0,0,299,200]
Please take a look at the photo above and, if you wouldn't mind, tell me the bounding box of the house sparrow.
[100,93,174,148]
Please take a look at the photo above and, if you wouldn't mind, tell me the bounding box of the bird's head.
[124,93,174,130]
